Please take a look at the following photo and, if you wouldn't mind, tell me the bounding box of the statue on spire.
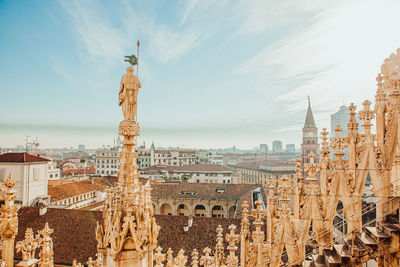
[119,65,142,121]
[119,42,141,121]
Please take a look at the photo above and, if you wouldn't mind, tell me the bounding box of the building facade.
[152,148,198,166]
[95,147,121,176]
[48,160,61,180]
[152,183,265,218]
[140,164,235,184]
[0,152,50,206]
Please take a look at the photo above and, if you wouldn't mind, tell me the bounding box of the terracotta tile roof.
[48,179,107,202]
[17,207,250,265]
[234,161,260,169]
[140,165,173,173]
[79,200,104,210]
[48,180,73,186]
[152,183,258,199]
[63,166,96,176]
[0,152,50,163]
[17,207,101,265]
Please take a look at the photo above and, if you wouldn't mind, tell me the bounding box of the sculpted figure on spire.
[119,66,142,121]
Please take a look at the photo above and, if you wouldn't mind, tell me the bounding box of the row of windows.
[197,179,231,184]
[49,173,59,178]
[56,191,96,206]
[96,160,120,164]
[96,165,118,169]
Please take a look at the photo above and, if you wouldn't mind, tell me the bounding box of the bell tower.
[301,97,319,164]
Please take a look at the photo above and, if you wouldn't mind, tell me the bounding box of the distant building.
[209,153,223,165]
[286,144,295,152]
[48,178,108,209]
[48,160,61,180]
[331,105,360,137]
[152,148,198,166]
[152,183,265,218]
[78,144,86,151]
[137,147,151,170]
[301,97,320,164]
[229,160,296,184]
[0,152,50,206]
[272,140,283,152]
[222,153,256,166]
[95,147,121,176]
[260,144,268,153]
[140,164,235,184]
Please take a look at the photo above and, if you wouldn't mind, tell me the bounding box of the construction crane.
[26,136,40,156]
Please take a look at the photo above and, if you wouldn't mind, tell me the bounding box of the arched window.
[194,204,207,217]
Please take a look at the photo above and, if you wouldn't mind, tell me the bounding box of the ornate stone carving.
[38,223,54,267]
[16,228,40,264]
[118,120,140,136]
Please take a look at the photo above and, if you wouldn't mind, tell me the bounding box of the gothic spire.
[304,96,316,128]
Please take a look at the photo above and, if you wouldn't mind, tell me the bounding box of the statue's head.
[126,66,134,74]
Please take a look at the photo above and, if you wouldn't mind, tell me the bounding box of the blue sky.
[1,0,400,149]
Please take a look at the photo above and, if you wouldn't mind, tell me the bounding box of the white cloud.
[58,0,229,65]
[239,0,400,120]
[58,0,128,65]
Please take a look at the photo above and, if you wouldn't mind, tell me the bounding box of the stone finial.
[16,228,40,263]
[86,257,95,267]
[359,100,374,127]
[166,248,174,267]
[225,225,239,267]
[214,225,225,266]
[240,201,250,234]
[154,246,165,267]
[251,200,265,223]
[347,103,359,133]
[200,247,214,267]
[0,173,18,267]
[173,249,187,267]
[191,249,199,267]
[2,173,17,193]
[38,223,54,267]
[304,152,320,179]
[320,128,330,158]
[330,125,348,163]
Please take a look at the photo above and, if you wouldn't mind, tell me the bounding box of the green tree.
[124,55,138,66]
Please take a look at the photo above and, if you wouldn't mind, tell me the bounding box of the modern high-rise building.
[301,97,319,164]
[286,144,295,152]
[259,144,268,153]
[272,140,283,153]
[331,105,360,137]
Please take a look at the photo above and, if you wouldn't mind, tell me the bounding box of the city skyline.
[2,0,400,148]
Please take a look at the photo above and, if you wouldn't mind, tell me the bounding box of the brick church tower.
[301,97,319,164]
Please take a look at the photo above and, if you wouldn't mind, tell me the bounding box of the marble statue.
[119,66,142,121]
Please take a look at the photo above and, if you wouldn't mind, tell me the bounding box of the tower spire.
[304,97,316,128]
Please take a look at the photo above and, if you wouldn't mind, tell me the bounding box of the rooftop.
[152,182,258,199]
[0,152,50,163]
[48,178,107,201]
[16,207,244,265]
